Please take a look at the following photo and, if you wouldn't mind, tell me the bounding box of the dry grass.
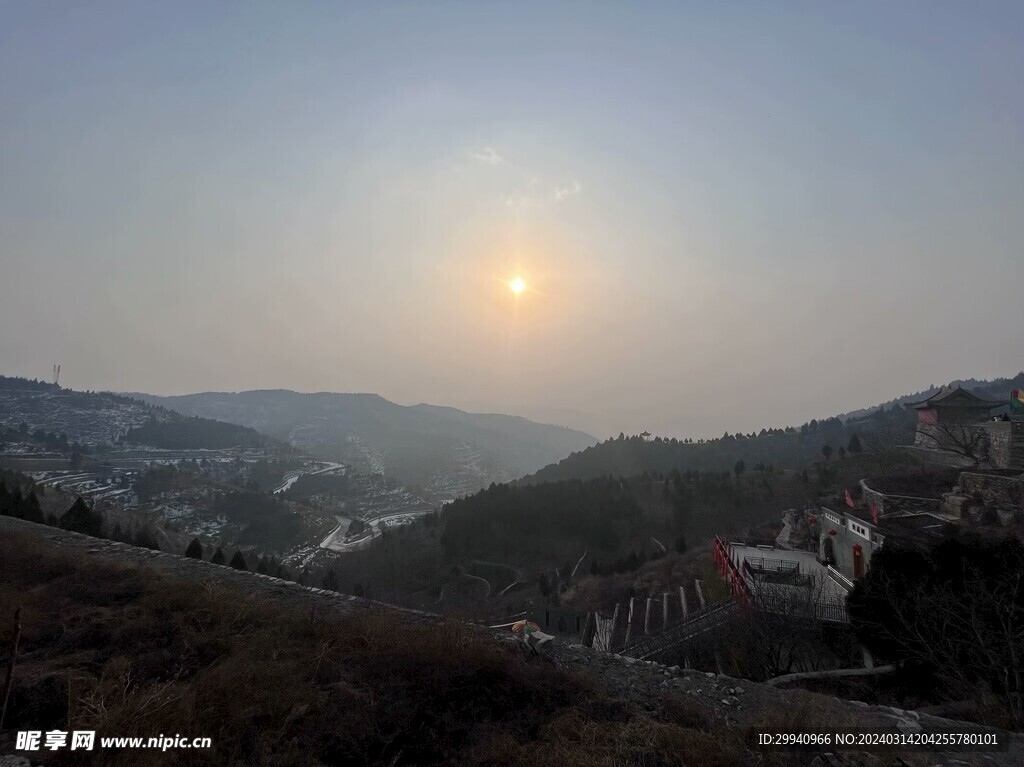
[563,547,712,612]
[0,532,771,766]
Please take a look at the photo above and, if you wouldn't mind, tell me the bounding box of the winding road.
[272,461,346,495]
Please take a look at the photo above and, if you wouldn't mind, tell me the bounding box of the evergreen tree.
[674,533,687,554]
[60,497,103,537]
[22,491,44,523]
[134,526,160,550]
[848,433,863,454]
[321,569,339,591]
[185,538,204,559]
[9,487,24,518]
[69,442,83,470]
[256,557,269,575]
[229,550,248,570]
[821,444,833,461]
[211,547,226,565]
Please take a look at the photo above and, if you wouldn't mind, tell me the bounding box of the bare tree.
[724,570,842,680]
[853,548,1024,727]
[915,416,991,466]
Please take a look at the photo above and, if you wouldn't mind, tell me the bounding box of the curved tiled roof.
[909,385,1003,410]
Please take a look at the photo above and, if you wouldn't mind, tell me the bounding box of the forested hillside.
[523,374,1023,485]
[837,372,1024,421]
[523,406,909,485]
[122,415,269,450]
[440,466,832,569]
[0,376,56,392]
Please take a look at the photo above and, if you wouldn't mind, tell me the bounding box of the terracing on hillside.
[0,388,160,447]
[2,516,1022,765]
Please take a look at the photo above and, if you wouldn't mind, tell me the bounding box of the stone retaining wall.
[959,472,1024,514]
[859,479,941,516]
[983,421,1024,469]
[905,423,1024,470]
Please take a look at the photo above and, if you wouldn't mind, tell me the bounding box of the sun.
[509,277,526,296]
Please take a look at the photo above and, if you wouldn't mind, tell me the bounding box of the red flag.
[845,489,855,508]
[871,502,879,525]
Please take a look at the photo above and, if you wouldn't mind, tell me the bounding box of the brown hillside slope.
[0,516,1020,766]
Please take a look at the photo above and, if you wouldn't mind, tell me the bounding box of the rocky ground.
[549,645,1022,765]
[2,516,1022,766]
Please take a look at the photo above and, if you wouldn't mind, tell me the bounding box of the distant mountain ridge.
[129,389,597,497]
[0,375,270,449]
[835,372,1024,422]
[519,373,1024,485]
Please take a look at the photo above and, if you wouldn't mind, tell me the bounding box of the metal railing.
[713,536,753,604]
[751,589,850,624]
[621,578,852,662]
[745,557,800,574]
[624,599,740,660]
[827,566,855,593]
[814,599,850,624]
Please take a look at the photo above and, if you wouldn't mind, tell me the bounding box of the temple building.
[909,386,1003,448]
[903,385,1024,468]
[819,505,952,581]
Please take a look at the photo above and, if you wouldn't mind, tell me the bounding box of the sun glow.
[509,277,526,296]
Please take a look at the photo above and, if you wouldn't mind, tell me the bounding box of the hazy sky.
[2,2,1022,438]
